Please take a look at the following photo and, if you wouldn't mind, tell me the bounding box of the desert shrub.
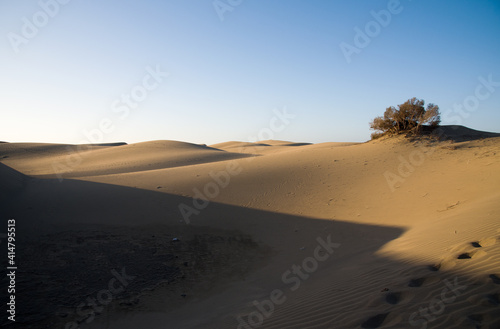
[370,131,386,140]
[370,98,440,138]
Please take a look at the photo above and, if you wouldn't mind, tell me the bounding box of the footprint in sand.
[361,313,390,329]
[466,314,483,327]
[486,293,499,305]
[363,268,433,326]
[385,292,401,305]
[478,236,499,247]
[455,239,492,260]
[471,241,482,248]
[489,274,500,284]
[362,236,497,328]
[428,264,440,272]
[457,251,475,259]
[408,278,426,287]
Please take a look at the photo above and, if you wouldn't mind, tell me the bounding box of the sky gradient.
[1,0,499,144]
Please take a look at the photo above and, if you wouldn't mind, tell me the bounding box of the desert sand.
[1,125,499,328]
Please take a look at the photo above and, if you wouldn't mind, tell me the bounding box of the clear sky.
[1,0,499,144]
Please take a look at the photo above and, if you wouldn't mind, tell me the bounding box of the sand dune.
[0,140,250,178]
[431,125,500,141]
[1,127,499,328]
[210,140,357,156]
[209,140,311,156]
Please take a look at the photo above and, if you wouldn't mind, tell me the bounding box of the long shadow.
[0,163,498,329]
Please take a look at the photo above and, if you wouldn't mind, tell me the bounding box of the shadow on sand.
[0,163,498,329]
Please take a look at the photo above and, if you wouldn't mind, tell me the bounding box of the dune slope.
[0,140,251,178]
[1,130,499,329]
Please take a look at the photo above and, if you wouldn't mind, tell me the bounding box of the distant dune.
[425,125,500,141]
[0,140,251,178]
[1,126,499,329]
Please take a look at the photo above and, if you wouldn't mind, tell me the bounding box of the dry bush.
[370,98,440,139]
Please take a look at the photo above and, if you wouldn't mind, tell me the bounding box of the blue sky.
[1,0,499,144]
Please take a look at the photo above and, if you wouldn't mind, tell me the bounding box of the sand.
[1,125,499,328]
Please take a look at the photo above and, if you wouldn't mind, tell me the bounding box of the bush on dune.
[370,97,440,139]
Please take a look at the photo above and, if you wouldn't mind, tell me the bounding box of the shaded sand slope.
[1,129,499,328]
[0,142,126,163]
[0,163,27,209]
[0,162,26,194]
[2,174,405,329]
